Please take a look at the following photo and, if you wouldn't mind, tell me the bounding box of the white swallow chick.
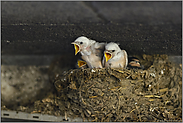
[102,42,128,69]
[71,36,106,68]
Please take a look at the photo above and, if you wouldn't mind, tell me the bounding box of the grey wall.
[1,1,182,55]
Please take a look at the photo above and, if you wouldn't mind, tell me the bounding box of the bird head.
[104,42,121,62]
[71,36,91,55]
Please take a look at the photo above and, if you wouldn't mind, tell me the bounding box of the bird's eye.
[112,50,115,52]
[80,42,83,44]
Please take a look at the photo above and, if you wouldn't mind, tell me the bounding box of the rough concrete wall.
[2,1,181,24]
[1,1,182,56]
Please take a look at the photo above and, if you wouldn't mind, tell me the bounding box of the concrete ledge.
[1,110,85,122]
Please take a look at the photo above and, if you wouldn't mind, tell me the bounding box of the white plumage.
[71,36,106,68]
[102,42,128,69]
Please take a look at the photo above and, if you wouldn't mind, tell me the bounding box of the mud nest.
[2,54,182,122]
[52,54,182,122]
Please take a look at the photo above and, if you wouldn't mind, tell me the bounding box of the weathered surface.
[1,24,181,55]
[1,1,182,55]
[1,65,54,108]
[2,1,181,24]
[88,2,182,24]
[1,1,102,24]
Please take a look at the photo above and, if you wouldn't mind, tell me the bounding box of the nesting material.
[53,54,182,122]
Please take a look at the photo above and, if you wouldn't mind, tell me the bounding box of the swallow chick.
[102,42,128,69]
[127,57,142,69]
[71,36,106,68]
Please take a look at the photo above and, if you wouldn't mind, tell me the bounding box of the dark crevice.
[82,2,110,24]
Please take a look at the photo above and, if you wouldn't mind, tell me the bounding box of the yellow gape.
[77,60,87,68]
[74,44,80,55]
[105,52,112,62]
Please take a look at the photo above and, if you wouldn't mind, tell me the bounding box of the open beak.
[71,42,80,55]
[104,52,112,62]
[77,60,87,68]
